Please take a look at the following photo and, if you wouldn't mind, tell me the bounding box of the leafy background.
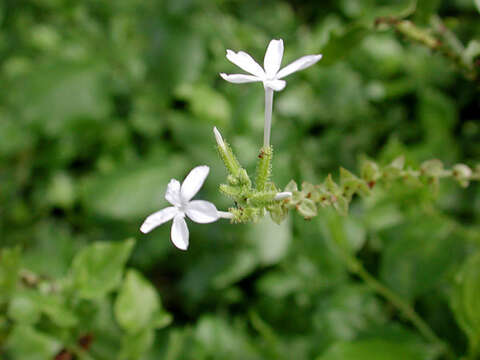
[0,0,479,359]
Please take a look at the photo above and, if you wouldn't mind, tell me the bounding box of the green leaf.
[70,239,135,299]
[380,218,463,300]
[0,247,21,304]
[321,26,369,66]
[475,0,480,14]
[313,285,386,342]
[7,292,41,325]
[5,325,62,360]
[176,84,231,127]
[82,154,188,220]
[415,0,441,23]
[450,251,480,354]
[317,338,431,360]
[34,292,78,328]
[9,290,77,327]
[12,62,110,136]
[115,269,169,333]
[119,328,155,360]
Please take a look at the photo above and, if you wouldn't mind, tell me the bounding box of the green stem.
[337,247,455,359]
[263,87,274,147]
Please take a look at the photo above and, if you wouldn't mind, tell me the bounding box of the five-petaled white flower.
[220,39,322,91]
[140,165,224,251]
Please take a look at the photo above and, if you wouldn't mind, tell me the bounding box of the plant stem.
[263,87,274,147]
[338,247,456,359]
[376,18,479,83]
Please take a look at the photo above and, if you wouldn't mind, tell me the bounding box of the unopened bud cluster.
[280,156,480,221]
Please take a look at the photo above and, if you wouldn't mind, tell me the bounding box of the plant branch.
[336,245,456,359]
[376,17,479,83]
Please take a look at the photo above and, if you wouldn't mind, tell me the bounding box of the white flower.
[220,39,322,91]
[140,165,226,251]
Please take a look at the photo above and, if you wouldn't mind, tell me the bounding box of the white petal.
[226,50,265,78]
[220,73,261,84]
[140,206,178,233]
[181,165,210,202]
[264,79,286,91]
[165,179,182,206]
[264,39,284,78]
[171,215,189,250]
[276,54,322,79]
[186,200,220,224]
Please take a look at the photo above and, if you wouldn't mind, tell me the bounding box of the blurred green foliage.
[0,0,480,359]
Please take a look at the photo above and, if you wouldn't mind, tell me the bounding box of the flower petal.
[226,50,265,78]
[220,73,261,84]
[186,200,220,224]
[171,215,189,250]
[140,206,178,234]
[165,179,182,206]
[264,79,286,91]
[264,39,284,79]
[276,54,322,79]
[181,165,210,201]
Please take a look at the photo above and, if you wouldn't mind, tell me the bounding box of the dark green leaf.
[321,26,369,66]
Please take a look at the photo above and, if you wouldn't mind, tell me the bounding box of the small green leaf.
[297,199,318,219]
[360,159,381,184]
[115,269,167,333]
[284,180,298,193]
[70,239,135,299]
[5,325,62,360]
[325,174,340,194]
[390,155,405,170]
[8,290,77,327]
[333,196,349,216]
[268,202,288,225]
[34,292,78,328]
[7,293,41,325]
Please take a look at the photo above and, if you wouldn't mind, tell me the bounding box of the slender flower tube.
[220,39,322,146]
[213,126,226,150]
[140,166,230,250]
